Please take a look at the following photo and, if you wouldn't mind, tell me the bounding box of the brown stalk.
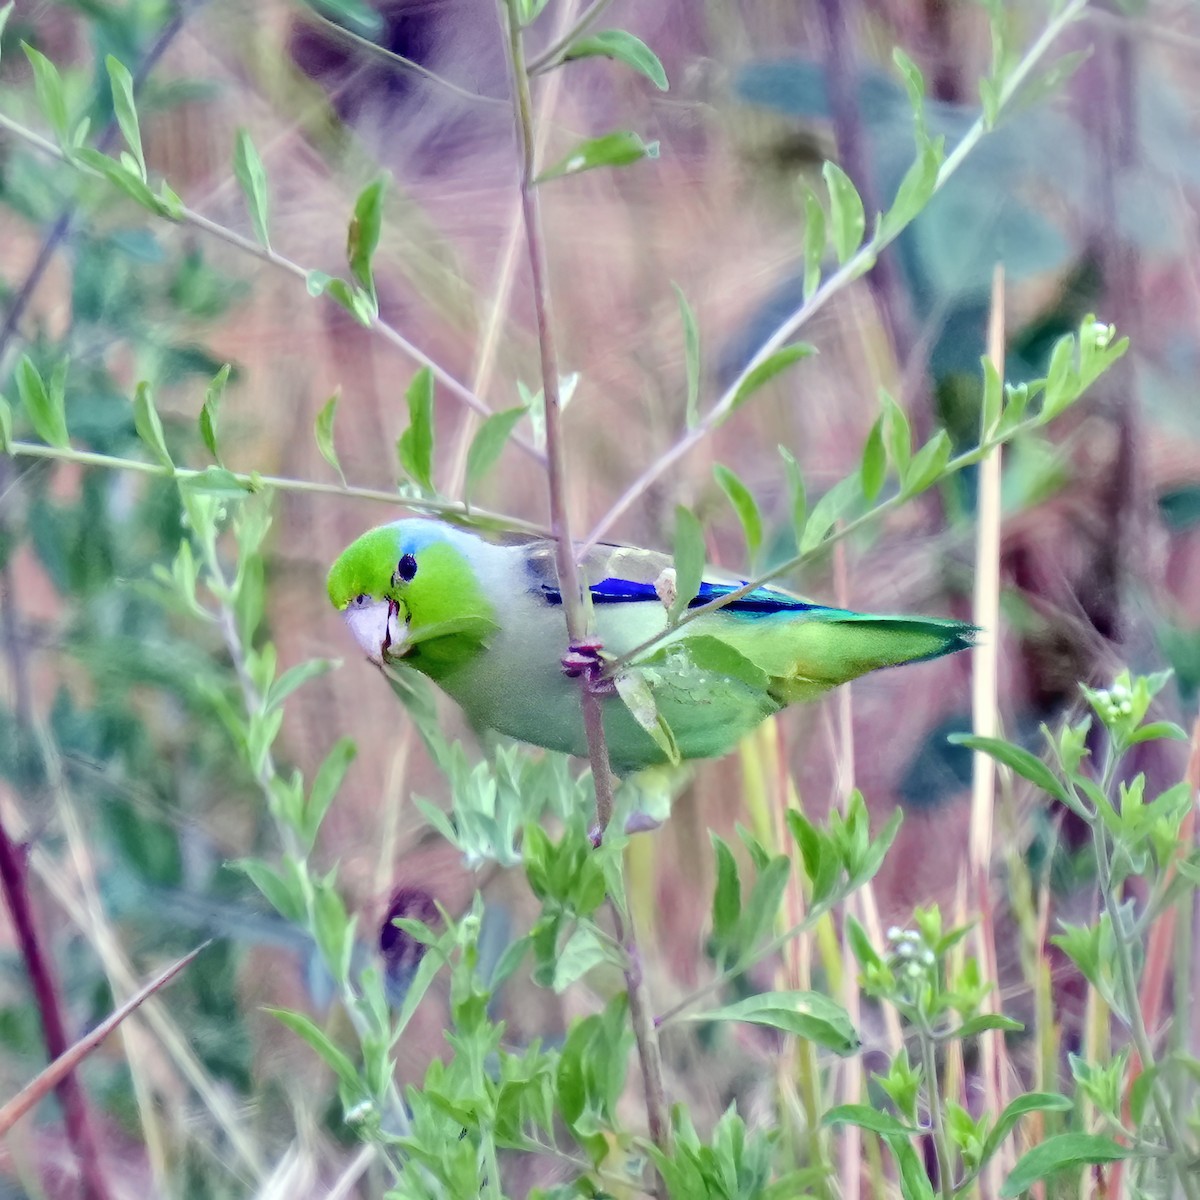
[498,0,671,1188]
[0,944,207,1137]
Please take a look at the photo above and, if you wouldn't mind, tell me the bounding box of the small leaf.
[396,367,435,493]
[956,1013,1024,1038]
[23,44,70,146]
[132,382,174,469]
[267,659,338,713]
[266,1008,360,1092]
[347,175,387,298]
[16,355,69,448]
[880,133,944,238]
[860,415,886,501]
[981,1092,1073,1165]
[304,736,356,847]
[779,446,807,539]
[553,925,614,992]
[824,1104,917,1136]
[1001,1134,1129,1197]
[233,130,270,249]
[674,284,701,430]
[105,55,145,179]
[0,396,13,453]
[464,406,526,503]
[0,6,13,63]
[981,357,1003,439]
[179,466,253,497]
[537,130,659,182]
[562,29,668,90]
[200,363,230,465]
[728,343,815,416]
[822,161,865,263]
[669,505,705,623]
[713,464,762,568]
[613,669,680,765]
[314,391,346,486]
[881,391,911,478]
[800,473,859,555]
[73,147,173,216]
[802,187,826,301]
[948,734,1069,804]
[901,428,951,497]
[695,990,860,1055]
[710,834,741,947]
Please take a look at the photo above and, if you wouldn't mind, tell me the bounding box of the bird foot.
[561,640,617,696]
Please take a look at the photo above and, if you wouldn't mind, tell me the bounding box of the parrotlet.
[327,519,974,772]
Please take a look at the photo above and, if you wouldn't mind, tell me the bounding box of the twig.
[525,0,613,74]
[578,0,1090,556]
[0,112,545,465]
[0,944,207,1136]
[0,807,110,1200]
[498,2,671,1190]
[0,440,547,533]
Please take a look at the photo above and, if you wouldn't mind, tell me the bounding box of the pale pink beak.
[342,598,406,664]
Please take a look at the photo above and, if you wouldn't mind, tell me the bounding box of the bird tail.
[761,612,977,703]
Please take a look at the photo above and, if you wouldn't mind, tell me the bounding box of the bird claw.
[561,640,616,695]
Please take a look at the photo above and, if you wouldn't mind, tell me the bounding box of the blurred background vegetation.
[1,0,1199,1195]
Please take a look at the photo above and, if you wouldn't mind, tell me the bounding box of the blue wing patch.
[541,577,832,616]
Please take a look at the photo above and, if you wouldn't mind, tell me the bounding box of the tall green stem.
[918,1025,955,1200]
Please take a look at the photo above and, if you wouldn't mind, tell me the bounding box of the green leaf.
[860,415,886,501]
[729,343,815,416]
[73,147,174,217]
[695,990,860,1055]
[396,368,436,493]
[613,668,680,765]
[267,658,338,713]
[802,187,826,301]
[948,734,1069,803]
[200,364,230,465]
[464,406,525,503]
[1126,720,1189,746]
[844,914,882,971]
[669,504,705,623]
[314,391,346,486]
[674,284,701,430]
[824,1104,916,1136]
[779,446,807,540]
[981,1093,1073,1165]
[179,466,254,497]
[236,857,306,923]
[103,56,145,183]
[537,130,659,182]
[132,382,174,469]
[562,29,668,91]
[900,428,952,496]
[1001,1134,1129,1197]
[713,464,762,568]
[710,834,741,947]
[304,736,356,847]
[981,357,1003,439]
[0,6,13,63]
[0,395,13,453]
[553,925,613,992]
[16,355,69,448]
[956,1013,1024,1039]
[233,129,270,249]
[880,132,944,239]
[23,44,70,146]
[822,161,865,263]
[347,175,387,298]
[881,391,911,479]
[800,473,859,555]
[266,1008,360,1092]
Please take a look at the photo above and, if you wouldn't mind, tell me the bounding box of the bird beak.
[342,598,408,665]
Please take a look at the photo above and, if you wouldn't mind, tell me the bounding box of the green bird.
[327,519,974,772]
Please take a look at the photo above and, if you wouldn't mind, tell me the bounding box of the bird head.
[327,520,497,668]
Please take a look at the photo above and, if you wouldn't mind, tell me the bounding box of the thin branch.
[0,440,547,533]
[0,807,110,1200]
[578,0,1090,556]
[526,0,614,74]
[499,3,671,1191]
[0,112,545,465]
[0,944,207,1136]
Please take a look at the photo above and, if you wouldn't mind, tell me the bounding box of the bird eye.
[395,554,418,583]
[354,594,366,606]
